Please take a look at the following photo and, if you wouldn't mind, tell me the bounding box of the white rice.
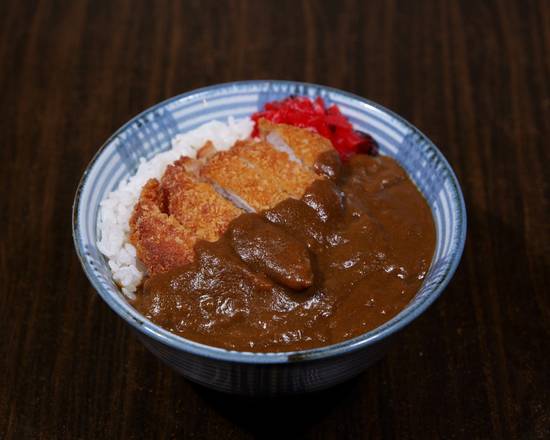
[97,117,254,298]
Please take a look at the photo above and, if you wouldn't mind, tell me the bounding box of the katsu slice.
[161,156,242,243]
[231,140,320,199]
[200,146,289,212]
[129,179,197,275]
[130,157,243,275]
[258,119,335,168]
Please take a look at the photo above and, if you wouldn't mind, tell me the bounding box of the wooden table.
[1,1,548,438]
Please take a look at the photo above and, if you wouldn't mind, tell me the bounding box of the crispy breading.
[258,119,334,168]
[130,159,243,275]
[200,147,290,211]
[196,140,217,161]
[129,179,197,275]
[170,155,202,177]
[161,158,242,242]
[231,140,320,199]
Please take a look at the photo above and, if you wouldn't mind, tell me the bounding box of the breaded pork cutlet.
[231,140,320,200]
[131,123,338,275]
[200,144,288,212]
[130,158,242,275]
[200,140,322,211]
[258,119,334,169]
[129,179,197,275]
[162,157,242,242]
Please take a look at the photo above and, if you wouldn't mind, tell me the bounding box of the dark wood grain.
[1,0,548,438]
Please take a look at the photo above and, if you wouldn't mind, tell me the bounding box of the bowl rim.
[73,80,467,364]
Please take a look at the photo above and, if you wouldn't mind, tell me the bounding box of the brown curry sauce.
[134,154,435,352]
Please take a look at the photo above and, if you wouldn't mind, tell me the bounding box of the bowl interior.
[73,80,466,362]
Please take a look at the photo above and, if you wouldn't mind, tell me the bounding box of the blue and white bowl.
[73,80,466,395]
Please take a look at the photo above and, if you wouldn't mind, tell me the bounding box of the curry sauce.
[134,154,435,352]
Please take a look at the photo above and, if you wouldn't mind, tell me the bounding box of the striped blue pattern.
[73,81,466,395]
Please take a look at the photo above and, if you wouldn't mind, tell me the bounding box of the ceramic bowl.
[73,80,466,395]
